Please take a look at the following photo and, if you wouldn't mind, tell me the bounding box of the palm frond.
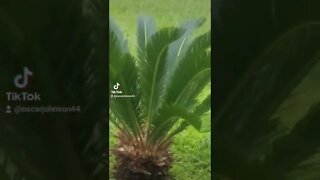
[166,31,211,107]
[166,18,206,75]
[267,103,320,178]
[137,15,156,55]
[109,17,129,53]
[149,103,202,143]
[155,31,211,134]
[109,19,142,136]
[213,21,320,179]
[285,149,320,180]
[137,27,184,132]
[109,54,141,136]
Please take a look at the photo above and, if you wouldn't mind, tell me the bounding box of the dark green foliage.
[213,0,320,179]
[0,0,108,179]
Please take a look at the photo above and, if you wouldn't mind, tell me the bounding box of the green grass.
[171,127,211,179]
[110,0,211,56]
[109,0,211,179]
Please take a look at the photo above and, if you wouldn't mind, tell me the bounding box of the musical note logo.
[113,82,120,90]
[14,67,33,89]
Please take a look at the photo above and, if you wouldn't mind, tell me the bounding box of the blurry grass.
[109,123,117,179]
[110,0,211,56]
[171,127,211,180]
[110,0,211,179]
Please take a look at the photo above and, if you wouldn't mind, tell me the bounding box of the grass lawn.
[110,0,211,56]
[109,0,211,179]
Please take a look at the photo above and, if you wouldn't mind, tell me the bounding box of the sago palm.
[109,16,211,179]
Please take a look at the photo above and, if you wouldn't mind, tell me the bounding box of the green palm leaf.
[109,24,141,136]
[137,15,156,55]
[264,103,320,179]
[137,27,184,132]
[166,18,206,74]
[109,17,129,54]
[151,31,211,134]
[167,31,211,107]
[213,21,320,179]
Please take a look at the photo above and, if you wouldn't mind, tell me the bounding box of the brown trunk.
[112,132,174,179]
[113,157,172,180]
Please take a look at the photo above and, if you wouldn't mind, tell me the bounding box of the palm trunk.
[112,133,173,180]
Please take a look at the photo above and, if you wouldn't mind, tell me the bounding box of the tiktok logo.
[111,82,122,95]
[110,82,135,98]
[14,67,33,89]
[113,82,120,90]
